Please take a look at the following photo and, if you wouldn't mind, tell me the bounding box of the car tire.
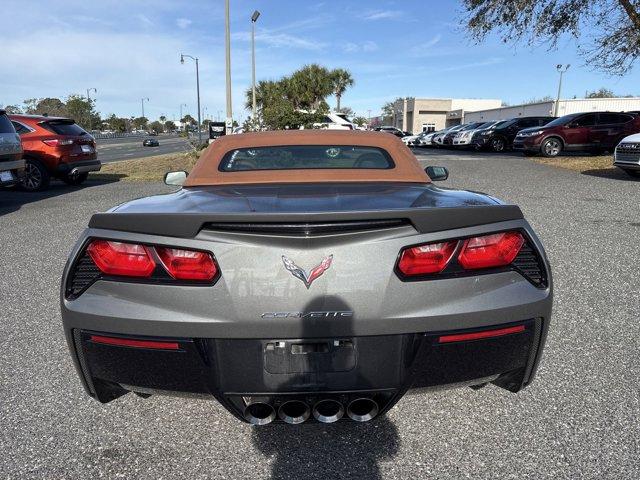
[540,137,563,158]
[622,169,640,178]
[19,158,50,192]
[62,172,89,186]
[490,137,506,152]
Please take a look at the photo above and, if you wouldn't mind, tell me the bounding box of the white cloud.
[411,34,442,54]
[362,10,403,21]
[176,18,192,29]
[136,14,154,27]
[341,41,378,53]
[233,31,327,51]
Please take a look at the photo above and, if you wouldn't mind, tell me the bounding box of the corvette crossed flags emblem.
[282,255,333,289]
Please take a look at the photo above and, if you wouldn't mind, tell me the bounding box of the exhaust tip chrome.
[277,400,311,425]
[312,399,344,423]
[244,402,276,425]
[346,398,379,422]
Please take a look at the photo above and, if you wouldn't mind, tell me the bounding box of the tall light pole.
[225,0,233,134]
[251,10,261,120]
[141,97,149,119]
[181,53,202,145]
[86,87,97,131]
[554,64,570,116]
[179,103,187,122]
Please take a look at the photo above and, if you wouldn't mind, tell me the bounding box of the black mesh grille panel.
[66,253,101,299]
[513,243,548,288]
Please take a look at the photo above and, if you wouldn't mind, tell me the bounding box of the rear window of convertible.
[218,145,395,171]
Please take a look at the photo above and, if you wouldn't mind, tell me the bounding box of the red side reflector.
[458,231,524,270]
[87,240,156,277]
[89,335,180,350]
[438,325,525,343]
[156,247,217,280]
[397,240,457,276]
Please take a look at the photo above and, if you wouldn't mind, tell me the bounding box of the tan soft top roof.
[183,130,430,186]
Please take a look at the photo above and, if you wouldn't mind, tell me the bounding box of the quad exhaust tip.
[278,400,311,425]
[312,399,344,423]
[244,402,276,425]
[346,398,379,422]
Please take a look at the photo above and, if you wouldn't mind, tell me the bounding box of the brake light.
[156,247,217,280]
[43,138,74,147]
[438,325,525,343]
[89,335,179,350]
[458,231,524,270]
[397,241,457,275]
[87,240,156,277]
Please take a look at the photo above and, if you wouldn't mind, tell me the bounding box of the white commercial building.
[465,97,640,123]
[392,97,503,133]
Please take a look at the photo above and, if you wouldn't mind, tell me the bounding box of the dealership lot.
[0,151,638,479]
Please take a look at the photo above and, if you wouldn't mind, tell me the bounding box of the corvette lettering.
[261,311,353,319]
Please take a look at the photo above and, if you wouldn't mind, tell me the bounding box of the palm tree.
[331,68,354,112]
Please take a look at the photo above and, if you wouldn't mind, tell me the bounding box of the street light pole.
[86,87,97,131]
[554,64,570,116]
[179,103,187,123]
[225,0,233,134]
[141,97,149,119]
[181,54,202,145]
[251,10,261,120]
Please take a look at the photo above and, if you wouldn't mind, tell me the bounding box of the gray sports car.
[61,130,552,425]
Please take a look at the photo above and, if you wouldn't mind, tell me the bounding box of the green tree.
[181,114,197,126]
[585,87,616,98]
[352,116,368,127]
[2,105,22,114]
[105,114,127,132]
[331,68,354,111]
[24,97,67,116]
[65,94,100,130]
[132,116,149,130]
[164,120,176,131]
[461,0,640,75]
[337,106,354,117]
[159,115,167,123]
[148,120,164,134]
[381,98,401,123]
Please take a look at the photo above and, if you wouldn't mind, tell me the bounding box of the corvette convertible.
[61,130,552,425]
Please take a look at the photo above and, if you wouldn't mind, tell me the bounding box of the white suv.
[613,133,640,178]
[314,112,356,130]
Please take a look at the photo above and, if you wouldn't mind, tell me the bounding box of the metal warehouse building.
[392,97,502,133]
[464,97,640,123]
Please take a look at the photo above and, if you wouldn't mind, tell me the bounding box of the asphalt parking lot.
[0,150,638,479]
[97,134,192,163]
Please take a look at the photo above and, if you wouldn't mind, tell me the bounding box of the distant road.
[97,134,193,163]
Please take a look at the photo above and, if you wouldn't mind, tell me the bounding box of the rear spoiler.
[88,205,524,238]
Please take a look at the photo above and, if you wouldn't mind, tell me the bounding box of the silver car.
[0,110,24,187]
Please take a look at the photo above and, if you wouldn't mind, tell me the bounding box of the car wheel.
[622,169,640,178]
[62,172,89,186]
[490,137,506,152]
[19,158,50,192]
[541,138,563,157]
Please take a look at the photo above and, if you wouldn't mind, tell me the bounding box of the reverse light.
[458,231,524,270]
[87,240,156,277]
[156,247,217,280]
[397,241,457,276]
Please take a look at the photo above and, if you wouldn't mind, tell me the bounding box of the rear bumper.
[0,158,25,186]
[55,159,102,175]
[513,138,542,152]
[69,317,547,423]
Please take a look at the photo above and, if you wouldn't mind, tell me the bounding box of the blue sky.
[2,0,639,122]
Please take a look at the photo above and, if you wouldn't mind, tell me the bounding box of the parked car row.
[402,112,640,178]
[3,114,101,191]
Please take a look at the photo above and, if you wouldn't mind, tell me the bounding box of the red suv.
[513,112,640,157]
[10,114,101,191]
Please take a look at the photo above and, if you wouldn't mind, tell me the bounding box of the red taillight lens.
[90,335,179,350]
[42,138,74,147]
[438,325,525,343]
[397,240,457,276]
[458,231,524,270]
[156,247,217,280]
[87,240,156,277]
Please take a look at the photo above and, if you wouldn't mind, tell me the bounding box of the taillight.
[87,240,156,277]
[42,138,74,147]
[156,247,217,280]
[397,241,457,275]
[458,232,524,270]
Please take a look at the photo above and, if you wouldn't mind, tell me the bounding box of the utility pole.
[181,54,202,145]
[86,88,97,131]
[141,97,149,120]
[179,103,187,123]
[251,10,261,120]
[554,64,570,116]
[225,0,233,134]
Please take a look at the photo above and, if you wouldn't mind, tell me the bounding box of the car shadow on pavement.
[0,176,124,217]
[250,295,401,479]
[581,168,640,181]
